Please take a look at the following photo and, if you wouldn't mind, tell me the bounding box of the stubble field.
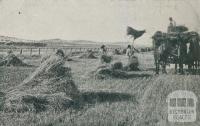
[0,52,200,126]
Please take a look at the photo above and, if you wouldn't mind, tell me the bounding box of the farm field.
[0,52,200,126]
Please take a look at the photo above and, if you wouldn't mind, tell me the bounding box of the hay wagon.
[152,28,200,74]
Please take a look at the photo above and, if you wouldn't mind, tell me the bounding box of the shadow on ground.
[125,73,152,78]
[94,69,153,79]
[80,91,137,104]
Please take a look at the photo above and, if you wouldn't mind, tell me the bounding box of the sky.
[0,0,200,46]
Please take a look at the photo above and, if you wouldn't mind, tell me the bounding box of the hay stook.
[2,49,80,112]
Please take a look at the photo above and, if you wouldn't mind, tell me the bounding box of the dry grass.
[2,54,79,113]
[0,52,200,126]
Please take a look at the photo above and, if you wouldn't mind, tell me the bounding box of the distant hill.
[0,35,102,48]
[0,35,34,43]
[0,35,151,49]
[0,35,46,47]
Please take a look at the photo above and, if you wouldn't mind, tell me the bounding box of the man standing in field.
[100,45,107,55]
[125,45,139,71]
[99,45,112,64]
[126,45,133,59]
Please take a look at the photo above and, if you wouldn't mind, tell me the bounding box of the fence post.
[20,49,22,55]
[30,48,32,56]
[39,48,41,55]
[64,48,67,54]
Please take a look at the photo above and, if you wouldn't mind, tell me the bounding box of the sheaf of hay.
[111,62,123,70]
[113,49,121,55]
[79,51,97,59]
[0,53,31,67]
[100,55,112,64]
[124,55,140,71]
[2,53,80,112]
[122,49,127,54]
[93,64,129,79]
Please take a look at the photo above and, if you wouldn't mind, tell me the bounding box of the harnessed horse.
[152,31,200,74]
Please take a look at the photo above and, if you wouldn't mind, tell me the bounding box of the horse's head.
[188,32,199,43]
[152,31,166,47]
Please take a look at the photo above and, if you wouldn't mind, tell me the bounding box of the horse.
[152,31,178,74]
[152,31,200,74]
[185,32,200,73]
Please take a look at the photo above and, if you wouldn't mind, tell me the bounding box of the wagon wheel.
[153,40,160,74]
[154,49,160,74]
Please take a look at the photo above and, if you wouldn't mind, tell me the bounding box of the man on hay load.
[168,17,176,33]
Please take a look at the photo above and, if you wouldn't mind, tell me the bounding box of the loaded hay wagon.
[152,26,200,74]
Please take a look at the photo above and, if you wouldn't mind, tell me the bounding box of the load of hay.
[79,50,97,59]
[124,55,140,71]
[169,25,188,33]
[152,26,192,43]
[0,50,30,67]
[2,49,80,112]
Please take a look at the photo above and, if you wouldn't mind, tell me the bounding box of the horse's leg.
[198,60,200,74]
[157,61,160,74]
[188,62,192,73]
[195,60,198,74]
[175,63,177,74]
[174,57,179,74]
[162,62,167,74]
[155,60,159,74]
[179,59,183,74]
[178,56,184,74]
[192,61,195,73]
[179,63,184,74]
[154,53,159,74]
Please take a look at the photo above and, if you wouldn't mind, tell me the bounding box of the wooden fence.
[0,47,153,56]
[0,47,124,56]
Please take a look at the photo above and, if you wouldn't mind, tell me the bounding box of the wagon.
[152,29,200,74]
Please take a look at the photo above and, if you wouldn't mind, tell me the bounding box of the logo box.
[166,90,197,122]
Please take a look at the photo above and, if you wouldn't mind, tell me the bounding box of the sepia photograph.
[0,0,200,125]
